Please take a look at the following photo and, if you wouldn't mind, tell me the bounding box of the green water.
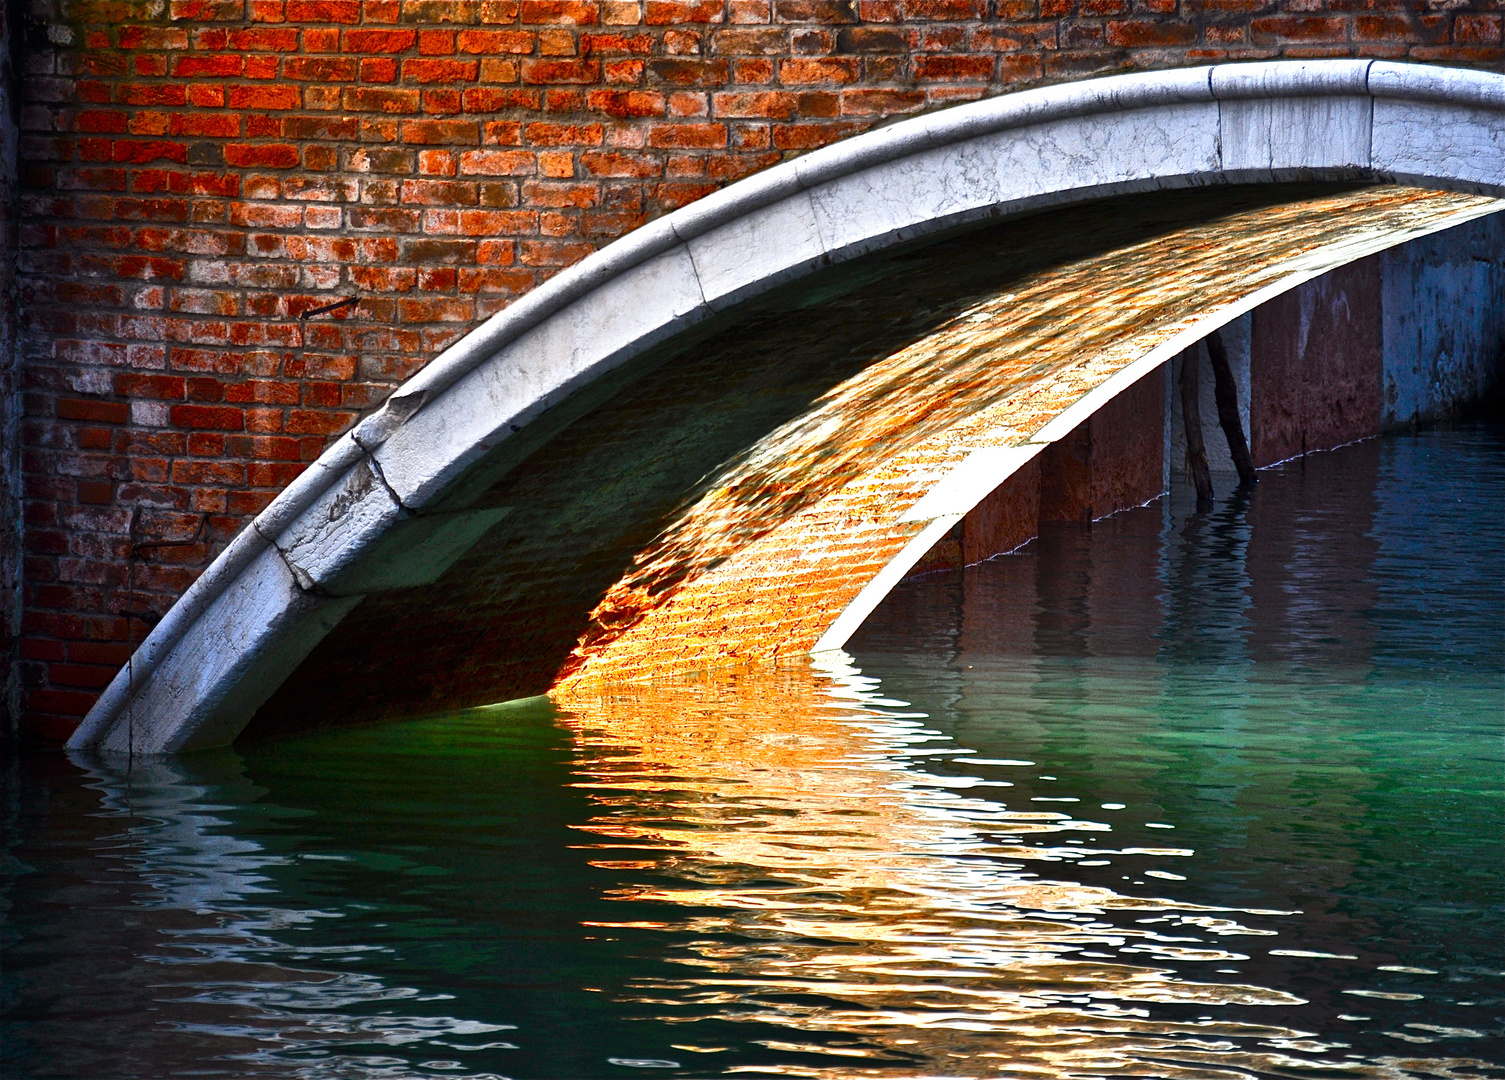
[3,424,1502,1078]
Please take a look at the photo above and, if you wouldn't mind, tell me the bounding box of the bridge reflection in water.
[562,668,1316,1077]
[7,428,1500,1078]
[552,425,1503,1076]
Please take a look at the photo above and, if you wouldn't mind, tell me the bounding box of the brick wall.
[9,0,1503,740]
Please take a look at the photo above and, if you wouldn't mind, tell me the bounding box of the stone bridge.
[4,0,1502,746]
[57,60,1505,752]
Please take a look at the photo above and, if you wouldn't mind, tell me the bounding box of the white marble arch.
[70,59,1505,754]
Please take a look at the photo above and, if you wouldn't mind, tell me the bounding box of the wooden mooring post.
[1206,330,1258,486]
[1178,345,1216,508]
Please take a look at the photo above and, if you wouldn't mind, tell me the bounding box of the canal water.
[3,422,1502,1079]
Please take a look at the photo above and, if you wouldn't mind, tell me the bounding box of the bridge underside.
[241,183,1496,740]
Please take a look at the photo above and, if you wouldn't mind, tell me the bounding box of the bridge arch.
[69,59,1505,754]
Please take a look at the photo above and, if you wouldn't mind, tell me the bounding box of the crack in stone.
[352,435,414,517]
[253,521,332,597]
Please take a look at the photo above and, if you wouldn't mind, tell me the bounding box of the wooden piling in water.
[1178,346,1216,508]
[1206,330,1258,486]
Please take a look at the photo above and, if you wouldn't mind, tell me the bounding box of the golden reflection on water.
[556,663,1493,1079]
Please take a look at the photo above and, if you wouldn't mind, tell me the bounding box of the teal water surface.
[2,423,1502,1078]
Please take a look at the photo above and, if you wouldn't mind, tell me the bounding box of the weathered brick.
[345,28,420,52]
[522,57,603,82]
[712,89,798,117]
[169,404,246,429]
[647,122,727,147]
[913,53,995,79]
[57,399,131,424]
[171,54,245,77]
[403,57,482,81]
[647,0,726,24]
[286,1,362,21]
[1250,16,1348,45]
[224,142,302,167]
[522,0,602,23]
[778,56,860,82]
[1454,15,1502,46]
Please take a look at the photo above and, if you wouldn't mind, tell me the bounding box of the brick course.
[9,0,1503,739]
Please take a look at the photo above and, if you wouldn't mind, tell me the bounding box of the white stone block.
[1371,100,1505,195]
[686,189,826,311]
[1367,60,1505,113]
[1211,58,1371,101]
[992,102,1221,203]
[274,458,406,591]
[806,103,1221,262]
[805,139,1005,262]
[1219,95,1373,176]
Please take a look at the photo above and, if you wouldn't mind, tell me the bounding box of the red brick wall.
[9,0,1502,739]
[1037,371,1165,525]
[1250,255,1384,467]
[962,456,1038,564]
